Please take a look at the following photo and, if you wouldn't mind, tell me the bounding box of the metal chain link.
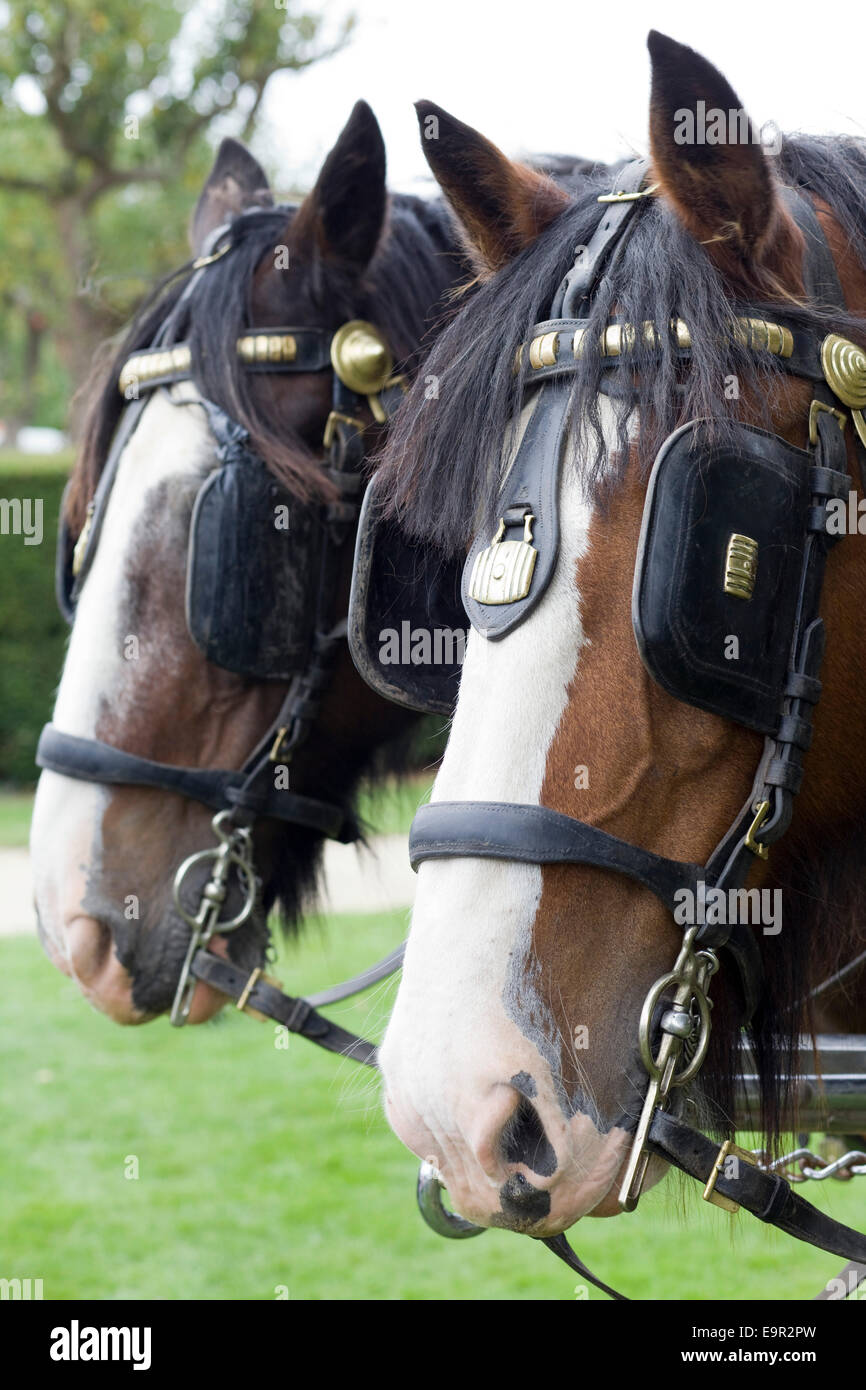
[750,1146,866,1183]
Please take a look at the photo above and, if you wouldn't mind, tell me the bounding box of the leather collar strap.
[189,949,379,1067]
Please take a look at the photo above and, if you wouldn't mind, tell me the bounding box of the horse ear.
[293,101,387,270]
[190,139,273,254]
[414,101,570,276]
[647,31,778,265]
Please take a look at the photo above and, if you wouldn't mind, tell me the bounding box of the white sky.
[254,0,866,194]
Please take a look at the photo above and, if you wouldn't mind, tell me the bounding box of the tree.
[0,0,352,433]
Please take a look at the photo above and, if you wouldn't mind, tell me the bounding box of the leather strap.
[540,1233,629,1301]
[647,1110,866,1263]
[36,724,354,840]
[462,384,572,639]
[190,950,378,1066]
[553,159,649,318]
[410,800,703,915]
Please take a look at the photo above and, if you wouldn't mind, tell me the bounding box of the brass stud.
[821,333,866,408]
[529,331,559,369]
[330,320,393,396]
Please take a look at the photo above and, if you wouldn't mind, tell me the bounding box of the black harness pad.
[186,456,321,681]
[348,475,465,715]
[632,421,811,734]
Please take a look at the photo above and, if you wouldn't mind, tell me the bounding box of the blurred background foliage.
[0,0,352,435]
[0,0,354,782]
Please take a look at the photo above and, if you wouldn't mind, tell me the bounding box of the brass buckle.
[236,966,283,1021]
[323,410,365,449]
[368,374,409,425]
[808,399,847,447]
[597,182,659,204]
[744,799,771,860]
[268,725,290,762]
[702,1139,759,1213]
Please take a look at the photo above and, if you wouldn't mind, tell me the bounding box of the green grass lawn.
[0,789,35,847]
[2,909,863,1301]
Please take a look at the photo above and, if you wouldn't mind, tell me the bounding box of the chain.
[749,1146,866,1183]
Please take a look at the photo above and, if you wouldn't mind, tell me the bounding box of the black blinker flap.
[186,457,320,680]
[348,475,465,715]
[632,421,811,735]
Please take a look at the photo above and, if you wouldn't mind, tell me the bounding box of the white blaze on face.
[380,395,632,1226]
[30,392,213,957]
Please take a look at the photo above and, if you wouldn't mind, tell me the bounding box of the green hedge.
[0,457,70,784]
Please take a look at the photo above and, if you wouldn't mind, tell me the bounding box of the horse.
[365,32,866,1279]
[29,101,466,1029]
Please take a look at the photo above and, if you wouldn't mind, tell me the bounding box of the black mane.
[379,135,866,551]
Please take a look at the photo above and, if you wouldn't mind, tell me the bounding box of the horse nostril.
[500,1095,557,1177]
[499,1171,551,1224]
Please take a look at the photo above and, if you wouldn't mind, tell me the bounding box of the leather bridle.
[406,161,866,1296]
[37,216,406,1047]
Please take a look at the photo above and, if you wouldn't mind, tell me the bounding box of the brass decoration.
[237,333,297,365]
[528,331,559,369]
[733,318,793,358]
[597,182,660,204]
[71,502,94,578]
[468,513,538,605]
[671,318,691,349]
[520,315,795,374]
[724,532,758,600]
[330,319,393,396]
[118,344,192,395]
[821,333,866,448]
[191,241,233,270]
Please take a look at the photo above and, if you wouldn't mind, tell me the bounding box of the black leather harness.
[397,162,866,1296]
[39,221,409,1043]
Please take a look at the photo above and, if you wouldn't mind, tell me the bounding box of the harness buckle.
[744,799,771,859]
[597,182,660,204]
[268,725,291,762]
[236,966,284,1020]
[808,399,847,447]
[702,1138,759,1213]
[323,410,365,450]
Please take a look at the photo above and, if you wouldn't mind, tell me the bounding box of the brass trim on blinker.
[724,533,759,601]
